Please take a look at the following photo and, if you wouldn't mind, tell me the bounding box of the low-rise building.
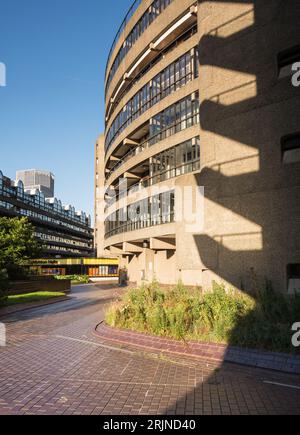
[0,170,93,258]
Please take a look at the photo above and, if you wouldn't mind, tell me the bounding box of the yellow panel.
[28,258,119,266]
[83,258,119,266]
[28,259,82,266]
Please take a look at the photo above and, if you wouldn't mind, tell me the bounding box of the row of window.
[105,49,198,152]
[106,92,199,162]
[44,245,84,255]
[35,231,92,249]
[0,175,90,228]
[107,24,198,123]
[87,266,119,277]
[149,93,199,146]
[106,0,174,95]
[105,0,142,74]
[105,191,175,238]
[105,127,299,207]
[106,137,200,209]
[0,200,92,237]
[151,137,200,178]
[106,87,199,179]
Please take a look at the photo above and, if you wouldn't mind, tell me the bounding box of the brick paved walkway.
[0,284,300,415]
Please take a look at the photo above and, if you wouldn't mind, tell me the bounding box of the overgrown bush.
[106,280,300,354]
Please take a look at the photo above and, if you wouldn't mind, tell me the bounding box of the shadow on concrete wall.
[194,0,300,294]
[168,0,300,414]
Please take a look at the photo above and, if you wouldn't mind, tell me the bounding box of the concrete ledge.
[95,323,300,375]
[8,277,71,295]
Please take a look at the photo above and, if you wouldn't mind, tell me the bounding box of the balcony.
[105,136,200,216]
[106,4,198,119]
[106,94,200,179]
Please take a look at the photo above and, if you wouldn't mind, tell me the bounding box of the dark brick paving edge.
[95,323,300,375]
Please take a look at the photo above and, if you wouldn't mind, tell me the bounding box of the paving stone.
[0,284,300,415]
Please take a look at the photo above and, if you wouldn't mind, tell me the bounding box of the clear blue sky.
[0,0,133,218]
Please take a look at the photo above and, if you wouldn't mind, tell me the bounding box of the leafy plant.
[0,217,41,280]
[106,280,300,354]
[55,275,90,284]
[0,269,9,302]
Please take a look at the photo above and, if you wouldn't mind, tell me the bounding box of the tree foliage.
[0,217,41,281]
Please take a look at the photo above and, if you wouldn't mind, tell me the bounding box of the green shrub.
[55,275,90,284]
[0,217,41,280]
[106,280,300,354]
[0,269,9,302]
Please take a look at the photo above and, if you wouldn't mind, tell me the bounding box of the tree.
[0,217,41,280]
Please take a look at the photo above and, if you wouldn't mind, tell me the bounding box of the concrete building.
[16,170,55,198]
[0,170,93,258]
[96,0,300,293]
[94,135,107,257]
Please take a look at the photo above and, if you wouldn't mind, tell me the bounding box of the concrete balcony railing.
[105,212,175,240]
[105,108,200,181]
[105,159,200,214]
[105,0,143,79]
[105,66,196,152]
[105,80,199,163]
[105,0,197,108]
[106,27,198,126]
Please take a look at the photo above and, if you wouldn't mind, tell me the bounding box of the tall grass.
[106,281,300,354]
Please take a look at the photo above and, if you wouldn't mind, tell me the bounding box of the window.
[105,48,197,152]
[278,45,300,79]
[194,47,199,78]
[106,0,174,94]
[148,137,200,183]
[105,190,175,238]
[148,95,199,147]
[282,133,300,165]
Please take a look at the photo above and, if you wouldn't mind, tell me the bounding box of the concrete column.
[94,134,106,257]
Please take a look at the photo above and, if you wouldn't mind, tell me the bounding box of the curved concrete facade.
[95,0,300,292]
[105,0,196,107]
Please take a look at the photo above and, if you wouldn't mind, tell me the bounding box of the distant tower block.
[16,170,55,198]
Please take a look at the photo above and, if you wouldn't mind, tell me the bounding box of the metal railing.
[105,212,175,239]
[105,69,194,153]
[106,25,198,122]
[105,0,142,77]
[105,159,200,213]
[106,110,199,179]
[105,0,175,92]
